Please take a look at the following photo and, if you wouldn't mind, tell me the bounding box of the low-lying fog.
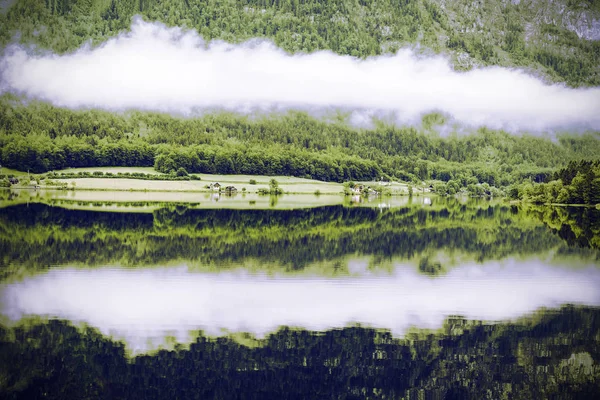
[2,18,600,132]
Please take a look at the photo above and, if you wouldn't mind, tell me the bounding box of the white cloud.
[2,260,599,354]
[1,17,600,132]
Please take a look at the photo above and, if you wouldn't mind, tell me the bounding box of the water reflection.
[2,202,599,276]
[1,199,600,398]
[1,305,597,399]
[2,260,599,353]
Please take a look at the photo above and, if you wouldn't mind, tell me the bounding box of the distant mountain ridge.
[1,0,599,86]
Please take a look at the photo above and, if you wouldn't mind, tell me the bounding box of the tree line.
[509,160,600,205]
[2,98,599,187]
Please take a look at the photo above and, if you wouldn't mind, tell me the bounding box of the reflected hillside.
[1,201,599,277]
[1,306,599,399]
[1,199,599,399]
[526,205,600,250]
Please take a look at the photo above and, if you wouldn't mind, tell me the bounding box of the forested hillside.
[2,97,600,186]
[510,159,600,204]
[1,0,599,87]
[1,0,599,191]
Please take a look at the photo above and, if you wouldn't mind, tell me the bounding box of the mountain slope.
[1,0,599,86]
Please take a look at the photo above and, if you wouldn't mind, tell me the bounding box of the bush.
[249,179,257,185]
[176,167,189,177]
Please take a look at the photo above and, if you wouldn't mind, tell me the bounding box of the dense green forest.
[1,306,599,399]
[1,0,599,87]
[510,160,600,205]
[2,97,600,187]
[1,201,598,276]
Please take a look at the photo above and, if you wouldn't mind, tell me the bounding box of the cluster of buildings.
[209,182,237,194]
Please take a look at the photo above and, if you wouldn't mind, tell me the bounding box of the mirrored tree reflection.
[1,306,599,399]
[1,199,599,399]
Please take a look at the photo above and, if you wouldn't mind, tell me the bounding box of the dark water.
[1,199,600,399]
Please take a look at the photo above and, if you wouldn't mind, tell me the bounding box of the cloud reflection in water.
[2,260,599,353]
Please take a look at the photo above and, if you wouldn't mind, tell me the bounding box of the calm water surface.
[1,197,599,399]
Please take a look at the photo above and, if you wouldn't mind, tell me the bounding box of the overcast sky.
[1,17,599,132]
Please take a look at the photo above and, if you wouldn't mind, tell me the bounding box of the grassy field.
[51,177,345,194]
[4,166,428,198]
[42,167,346,194]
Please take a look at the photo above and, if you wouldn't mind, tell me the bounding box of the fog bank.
[1,18,600,132]
[2,261,599,353]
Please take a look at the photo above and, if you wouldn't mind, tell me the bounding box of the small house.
[8,177,18,185]
[352,184,364,194]
[210,182,221,192]
[224,186,238,194]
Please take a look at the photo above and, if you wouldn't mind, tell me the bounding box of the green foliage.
[1,99,599,188]
[269,178,278,187]
[175,167,188,177]
[526,204,600,249]
[45,170,198,181]
[1,200,597,273]
[1,0,598,86]
[510,160,600,205]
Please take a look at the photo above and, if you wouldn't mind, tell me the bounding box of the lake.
[1,195,599,399]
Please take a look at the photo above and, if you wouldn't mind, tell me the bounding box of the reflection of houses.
[209,182,221,192]
[223,186,238,194]
[378,202,390,210]
[423,197,431,205]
